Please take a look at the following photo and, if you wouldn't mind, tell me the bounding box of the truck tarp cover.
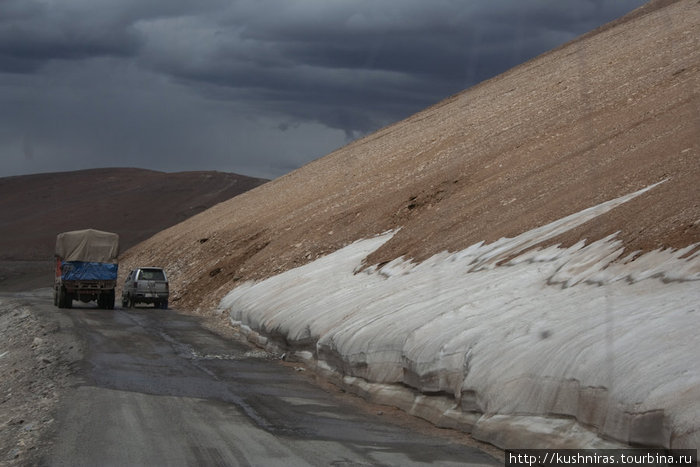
[55,229,119,263]
[61,262,118,281]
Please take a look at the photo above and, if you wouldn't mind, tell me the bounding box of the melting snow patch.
[220,181,700,453]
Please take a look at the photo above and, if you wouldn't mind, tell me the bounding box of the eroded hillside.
[121,0,699,313]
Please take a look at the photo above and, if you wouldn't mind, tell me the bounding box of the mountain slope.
[122,0,698,311]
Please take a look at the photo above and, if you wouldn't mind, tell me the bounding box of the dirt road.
[2,291,498,466]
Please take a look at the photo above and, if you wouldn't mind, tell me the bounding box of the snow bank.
[220,182,700,452]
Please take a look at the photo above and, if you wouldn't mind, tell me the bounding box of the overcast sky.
[1,0,647,180]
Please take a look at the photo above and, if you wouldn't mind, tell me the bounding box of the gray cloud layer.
[0,0,646,179]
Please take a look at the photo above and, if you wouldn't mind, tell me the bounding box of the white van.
[121,267,169,309]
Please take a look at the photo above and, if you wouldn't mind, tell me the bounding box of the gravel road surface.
[2,291,498,466]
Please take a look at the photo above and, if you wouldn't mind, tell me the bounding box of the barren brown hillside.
[122,0,699,312]
[0,168,266,289]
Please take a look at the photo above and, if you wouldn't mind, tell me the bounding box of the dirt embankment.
[121,0,699,313]
[0,291,82,465]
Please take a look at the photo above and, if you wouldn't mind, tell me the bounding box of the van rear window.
[138,269,166,281]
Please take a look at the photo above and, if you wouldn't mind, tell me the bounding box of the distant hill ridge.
[0,168,267,262]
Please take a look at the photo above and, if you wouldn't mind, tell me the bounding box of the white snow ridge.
[220,181,700,455]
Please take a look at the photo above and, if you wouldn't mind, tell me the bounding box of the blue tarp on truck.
[61,261,118,281]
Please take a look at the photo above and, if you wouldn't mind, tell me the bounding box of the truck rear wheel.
[61,289,73,309]
[97,290,115,310]
[58,287,71,308]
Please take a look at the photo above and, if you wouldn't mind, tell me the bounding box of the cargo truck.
[54,229,119,309]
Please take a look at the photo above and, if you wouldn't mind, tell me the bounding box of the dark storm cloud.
[0,0,647,178]
[0,0,227,72]
[135,0,647,136]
